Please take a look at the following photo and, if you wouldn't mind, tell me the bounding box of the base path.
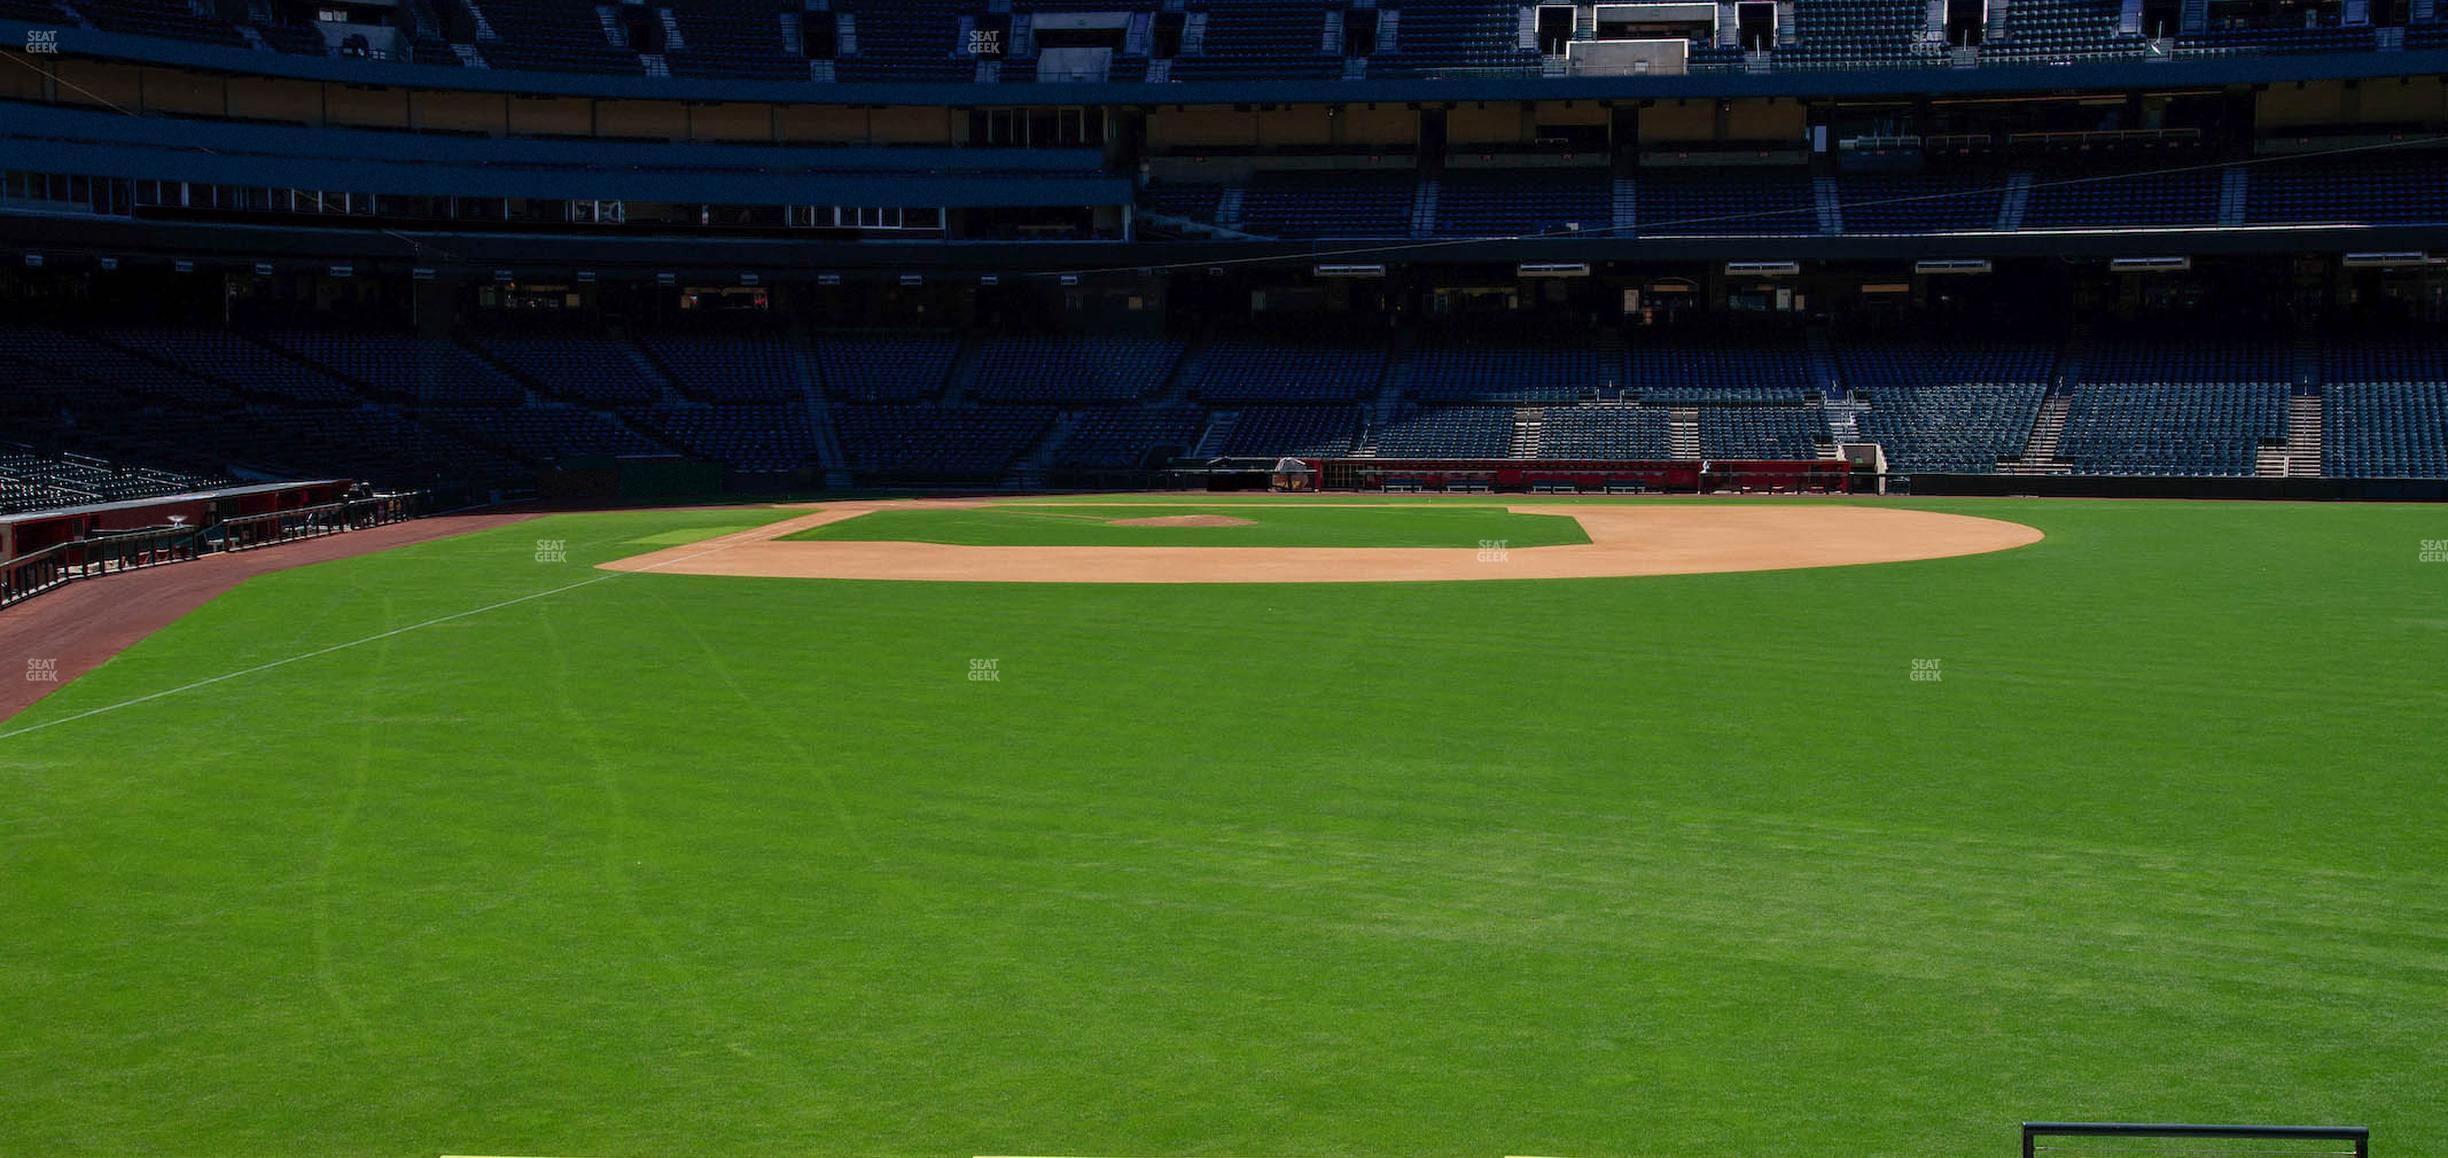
[601,500,2041,584]
[0,511,536,721]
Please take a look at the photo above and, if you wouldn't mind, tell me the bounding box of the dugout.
[1168,456,1323,492]
[1316,458,1855,494]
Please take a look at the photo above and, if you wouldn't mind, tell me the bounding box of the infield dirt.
[602,498,2042,584]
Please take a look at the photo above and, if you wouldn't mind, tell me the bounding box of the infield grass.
[1,498,2444,1156]
[786,502,1594,548]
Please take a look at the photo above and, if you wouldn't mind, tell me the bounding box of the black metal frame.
[2022,1122,2369,1157]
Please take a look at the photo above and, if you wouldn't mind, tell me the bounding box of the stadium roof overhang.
[9,18,2448,108]
[7,211,2446,279]
[0,104,1132,209]
[0,136,1132,209]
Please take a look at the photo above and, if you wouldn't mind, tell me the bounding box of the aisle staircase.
[1822,396,1868,445]
[1510,408,1544,458]
[1813,176,1844,236]
[2218,168,2250,227]
[1669,408,1701,457]
[1004,410,1085,489]
[1998,394,2073,474]
[1997,172,2033,231]
[1214,186,1246,228]
[2257,391,2325,477]
[793,345,853,487]
[1191,410,1239,457]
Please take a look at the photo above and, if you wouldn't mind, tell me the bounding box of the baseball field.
[0,496,2441,1155]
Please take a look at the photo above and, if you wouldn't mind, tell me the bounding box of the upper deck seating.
[1635,171,1819,236]
[1168,1,1344,80]
[1432,169,1613,238]
[1237,170,1418,238]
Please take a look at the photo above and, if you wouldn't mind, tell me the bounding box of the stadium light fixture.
[2109,256,2191,273]
[2342,252,2438,268]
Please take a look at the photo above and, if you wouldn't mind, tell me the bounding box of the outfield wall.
[1317,459,1856,494]
[1909,474,2448,502]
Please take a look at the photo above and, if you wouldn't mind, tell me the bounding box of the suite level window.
[789,206,943,230]
[569,200,626,224]
[970,108,1103,147]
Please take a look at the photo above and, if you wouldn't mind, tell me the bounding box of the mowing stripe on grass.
[0,531,755,744]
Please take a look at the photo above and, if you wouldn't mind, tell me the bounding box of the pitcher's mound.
[1107,514,1255,528]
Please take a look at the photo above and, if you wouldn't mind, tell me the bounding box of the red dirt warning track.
[0,512,535,721]
[601,500,2042,584]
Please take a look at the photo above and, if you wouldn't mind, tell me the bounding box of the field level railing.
[1,491,424,611]
[0,524,200,609]
[211,493,419,553]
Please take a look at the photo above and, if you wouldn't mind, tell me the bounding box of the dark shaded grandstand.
[15,0,2442,80]
[4,309,2443,498]
[0,0,2444,506]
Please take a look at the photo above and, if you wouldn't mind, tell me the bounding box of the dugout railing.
[1167,457,1858,494]
[0,523,201,609]
[1316,458,1858,494]
[0,489,423,610]
[211,492,420,552]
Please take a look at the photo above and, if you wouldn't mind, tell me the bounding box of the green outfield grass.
[2,498,2444,1156]
[785,502,1594,548]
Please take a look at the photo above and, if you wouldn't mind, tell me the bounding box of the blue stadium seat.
[1189,340,1385,403]
[1237,171,1417,239]
[970,336,1185,404]
[1537,407,1676,459]
[1220,405,1361,456]
[1375,406,1516,457]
